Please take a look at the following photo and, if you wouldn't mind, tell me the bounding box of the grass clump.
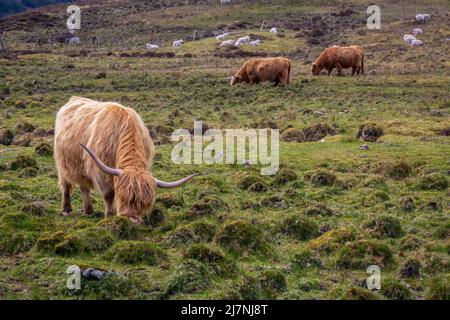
[417,173,448,190]
[10,155,38,171]
[54,227,115,255]
[308,227,357,252]
[425,275,449,300]
[156,193,184,208]
[0,227,35,254]
[365,215,403,239]
[398,259,422,278]
[239,275,263,300]
[21,201,46,216]
[36,231,66,253]
[272,168,298,186]
[106,241,167,265]
[279,214,319,241]
[248,182,268,192]
[310,170,336,187]
[259,270,287,299]
[166,221,216,246]
[142,206,165,227]
[184,243,235,275]
[344,287,380,300]
[381,278,413,300]
[292,248,322,269]
[399,196,415,212]
[304,203,335,216]
[434,220,450,239]
[281,128,305,142]
[97,216,140,240]
[34,142,53,156]
[336,240,393,269]
[387,161,412,179]
[238,175,263,190]
[0,129,14,146]
[162,259,211,298]
[215,220,267,253]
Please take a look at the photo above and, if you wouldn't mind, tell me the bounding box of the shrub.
[184,243,235,275]
[106,241,167,265]
[279,214,319,241]
[215,220,267,253]
[365,215,403,239]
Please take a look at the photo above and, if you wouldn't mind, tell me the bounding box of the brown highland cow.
[311,45,364,76]
[230,57,292,86]
[54,96,197,223]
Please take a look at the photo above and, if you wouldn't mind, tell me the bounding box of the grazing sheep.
[146,43,159,51]
[216,32,229,40]
[270,27,278,34]
[416,13,430,22]
[220,39,235,47]
[413,28,423,36]
[249,39,261,46]
[403,35,416,44]
[410,39,423,47]
[220,0,231,4]
[172,39,184,48]
[235,36,250,46]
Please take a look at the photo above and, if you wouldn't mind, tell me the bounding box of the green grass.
[0,0,449,300]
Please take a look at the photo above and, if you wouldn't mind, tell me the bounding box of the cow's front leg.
[80,186,93,215]
[103,190,115,217]
[61,182,73,216]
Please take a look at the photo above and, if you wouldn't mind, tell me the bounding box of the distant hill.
[0,0,73,18]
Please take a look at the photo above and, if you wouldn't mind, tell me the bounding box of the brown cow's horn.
[80,144,123,177]
[155,173,198,188]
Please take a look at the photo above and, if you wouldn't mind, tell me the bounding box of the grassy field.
[0,0,449,299]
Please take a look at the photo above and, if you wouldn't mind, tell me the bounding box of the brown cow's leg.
[61,181,72,216]
[104,190,115,217]
[80,186,93,215]
[352,67,356,75]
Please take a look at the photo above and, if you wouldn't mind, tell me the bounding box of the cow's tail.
[287,60,292,84]
[361,55,364,75]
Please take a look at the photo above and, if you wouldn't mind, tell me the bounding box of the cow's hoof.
[83,208,94,215]
[61,210,72,216]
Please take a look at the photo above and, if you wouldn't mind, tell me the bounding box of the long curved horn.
[155,173,198,188]
[80,144,123,177]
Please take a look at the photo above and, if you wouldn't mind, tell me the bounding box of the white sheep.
[416,13,430,22]
[410,39,423,47]
[220,0,231,4]
[235,36,250,46]
[270,27,278,34]
[146,43,159,50]
[172,39,184,48]
[249,39,261,46]
[220,39,235,47]
[413,28,423,36]
[68,37,80,45]
[403,34,416,44]
[216,32,229,40]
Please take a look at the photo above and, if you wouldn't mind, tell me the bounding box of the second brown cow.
[230,57,291,86]
[311,45,365,76]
